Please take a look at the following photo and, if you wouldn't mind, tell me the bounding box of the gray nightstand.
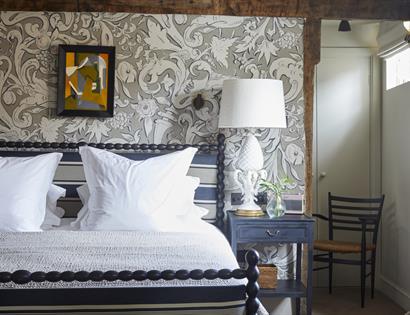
[226,210,315,315]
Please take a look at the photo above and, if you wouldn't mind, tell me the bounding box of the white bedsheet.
[0,221,245,289]
[42,217,74,231]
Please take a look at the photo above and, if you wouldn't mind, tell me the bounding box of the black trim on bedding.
[0,304,245,314]
[0,285,245,307]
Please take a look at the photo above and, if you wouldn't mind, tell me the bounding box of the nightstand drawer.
[237,225,306,242]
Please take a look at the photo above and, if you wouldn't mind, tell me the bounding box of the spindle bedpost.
[216,133,226,230]
[245,249,260,315]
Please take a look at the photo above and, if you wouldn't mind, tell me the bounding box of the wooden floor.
[261,287,405,315]
[311,288,405,315]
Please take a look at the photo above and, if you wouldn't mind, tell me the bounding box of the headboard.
[0,134,226,229]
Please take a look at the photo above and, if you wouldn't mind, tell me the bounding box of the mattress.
[0,221,243,288]
[0,221,268,314]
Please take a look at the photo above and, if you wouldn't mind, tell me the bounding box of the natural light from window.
[385,47,410,90]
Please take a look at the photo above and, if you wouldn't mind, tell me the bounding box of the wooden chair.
[313,193,385,307]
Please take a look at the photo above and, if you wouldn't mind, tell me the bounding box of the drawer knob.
[266,229,280,237]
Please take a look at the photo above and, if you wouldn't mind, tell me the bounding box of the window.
[385,47,410,90]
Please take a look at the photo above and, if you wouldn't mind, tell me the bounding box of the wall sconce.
[338,20,351,32]
[404,21,410,43]
[193,94,204,110]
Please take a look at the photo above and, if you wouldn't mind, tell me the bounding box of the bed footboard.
[0,249,260,315]
[245,249,261,315]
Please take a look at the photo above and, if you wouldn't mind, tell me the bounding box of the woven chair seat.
[314,240,376,253]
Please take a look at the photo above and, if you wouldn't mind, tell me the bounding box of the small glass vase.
[266,193,287,218]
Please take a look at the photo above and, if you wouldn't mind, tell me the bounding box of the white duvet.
[0,221,245,289]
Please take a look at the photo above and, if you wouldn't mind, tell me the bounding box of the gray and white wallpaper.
[0,12,304,276]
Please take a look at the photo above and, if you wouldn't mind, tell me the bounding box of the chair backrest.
[328,193,385,245]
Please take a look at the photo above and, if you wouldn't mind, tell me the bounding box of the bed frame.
[0,134,261,315]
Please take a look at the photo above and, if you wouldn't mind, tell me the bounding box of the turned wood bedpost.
[216,133,226,230]
[245,249,260,315]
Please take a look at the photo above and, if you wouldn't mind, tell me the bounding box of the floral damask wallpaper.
[0,12,304,276]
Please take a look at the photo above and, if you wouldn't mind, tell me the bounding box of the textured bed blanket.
[0,224,245,289]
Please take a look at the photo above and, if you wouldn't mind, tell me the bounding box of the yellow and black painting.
[57,45,115,117]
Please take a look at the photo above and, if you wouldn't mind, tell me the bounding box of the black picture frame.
[57,45,115,117]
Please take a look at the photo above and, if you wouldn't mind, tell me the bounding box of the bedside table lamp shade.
[219,79,287,216]
[219,79,287,129]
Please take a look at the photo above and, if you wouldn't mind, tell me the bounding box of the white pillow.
[42,184,66,228]
[70,184,90,229]
[71,176,208,229]
[163,175,200,217]
[171,176,209,220]
[180,204,209,221]
[0,153,63,232]
[78,146,197,231]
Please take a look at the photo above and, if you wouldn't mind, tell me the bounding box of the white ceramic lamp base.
[234,133,266,217]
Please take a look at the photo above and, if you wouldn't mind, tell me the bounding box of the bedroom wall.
[0,11,304,275]
[381,79,410,311]
[379,22,410,311]
[321,20,379,48]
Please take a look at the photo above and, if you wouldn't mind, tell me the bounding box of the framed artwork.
[57,45,115,117]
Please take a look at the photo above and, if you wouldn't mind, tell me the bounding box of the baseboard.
[380,274,410,311]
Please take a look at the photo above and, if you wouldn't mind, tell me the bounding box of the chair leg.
[361,250,366,308]
[371,250,376,299]
[328,252,333,294]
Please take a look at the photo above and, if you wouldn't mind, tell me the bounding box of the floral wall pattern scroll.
[0,12,304,276]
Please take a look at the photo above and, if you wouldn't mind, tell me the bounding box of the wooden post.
[302,18,321,295]
[303,18,322,216]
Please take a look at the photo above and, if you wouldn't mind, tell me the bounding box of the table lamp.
[218,79,287,216]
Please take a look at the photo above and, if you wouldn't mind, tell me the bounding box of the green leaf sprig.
[260,177,293,196]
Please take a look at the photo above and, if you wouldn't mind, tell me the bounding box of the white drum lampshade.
[218,79,287,129]
[218,79,287,216]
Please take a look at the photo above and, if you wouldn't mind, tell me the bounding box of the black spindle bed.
[0,134,261,315]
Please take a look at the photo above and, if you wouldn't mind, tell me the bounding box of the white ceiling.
[322,19,381,27]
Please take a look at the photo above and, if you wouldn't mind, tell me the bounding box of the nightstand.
[226,210,315,315]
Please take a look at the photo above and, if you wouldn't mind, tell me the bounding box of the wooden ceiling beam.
[78,0,224,15]
[0,0,78,12]
[1,0,409,20]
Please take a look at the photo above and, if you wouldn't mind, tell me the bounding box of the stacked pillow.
[42,184,66,229]
[0,146,208,232]
[72,178,208,230]
[73,146,208,231]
